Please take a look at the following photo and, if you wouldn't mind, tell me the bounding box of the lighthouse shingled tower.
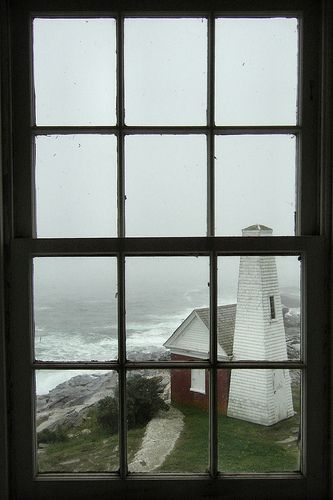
[227,224,294,426]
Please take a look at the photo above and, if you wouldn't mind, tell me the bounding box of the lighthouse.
[227,224,294,425]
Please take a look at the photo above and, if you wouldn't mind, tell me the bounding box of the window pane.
[215,135,296,236]
[218,255,301,361]
[125,135,206,236]
[33,257,117,362]
[215,18,298,125]
[124,18,207,125]
[33,18,117,126]
[35,135,117,238]
[126,257,209,361]
[218,369,301,472]
[36,370,118,473]
[127,369,209,473]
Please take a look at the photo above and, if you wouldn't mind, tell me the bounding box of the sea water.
[35,285,211,394]
[34,282,300,394]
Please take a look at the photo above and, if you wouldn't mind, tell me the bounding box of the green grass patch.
[38,427,145,473]
[37,403,146,474]
[159,398,300,473]
[38,385,301,474]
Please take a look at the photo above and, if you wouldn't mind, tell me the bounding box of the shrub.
[95,374,169,433]
[96,396,118,434]
[125,375,169,428]
[37,426,68,444]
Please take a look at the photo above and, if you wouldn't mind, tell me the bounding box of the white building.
[164,224,294,426]
[227,224,294,425]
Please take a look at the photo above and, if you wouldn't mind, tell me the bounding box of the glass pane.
[215,135,296,236]
[218,255,301,361]
[36,370,119,473]
[215,18,298,125]
[218,369,301,472]
[124,18,207,125]
[35,135,117,238]
[127,369,209,473]
[126,257,209,361]
[33,18,117,125]
[125,135,206,236]
[33,257,117,362]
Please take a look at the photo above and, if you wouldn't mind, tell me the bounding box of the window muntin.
[215,17,298,126]
[35,369,119,473]
[215,135,297,236]
[218,368,301,473]
[127,368,209,473]
[125,135,207,237]
[217,255,301,361]
[33,18,117,126]
[35,135,118,238]
[33,257,118,362]
[125,256,209,361]
[124,18,208,126]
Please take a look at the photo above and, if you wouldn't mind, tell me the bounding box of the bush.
[95,374,169,433]
[96,396,118,434]
[126,375,169,428]
[37,426,68,445]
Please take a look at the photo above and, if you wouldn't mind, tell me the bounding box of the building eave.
[168,346,231,362]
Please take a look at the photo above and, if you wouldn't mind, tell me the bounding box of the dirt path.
[128,406,184,472]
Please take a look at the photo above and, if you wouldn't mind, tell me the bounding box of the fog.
[32,16,300,351]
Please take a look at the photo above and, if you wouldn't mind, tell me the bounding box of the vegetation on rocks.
[38,426,69,445]
[126,374,169,428]
[37,374,169,473]
[95,374,169,433]
[37,374,300,474]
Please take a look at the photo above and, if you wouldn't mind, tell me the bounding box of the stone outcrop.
[37,371,118,432]
[36,353,171,434]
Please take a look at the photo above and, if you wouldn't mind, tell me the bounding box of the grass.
[160,387,300,473]
[38,418,145,473]
[38,386,300,474]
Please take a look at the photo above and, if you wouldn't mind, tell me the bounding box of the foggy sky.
[33,16,299,290]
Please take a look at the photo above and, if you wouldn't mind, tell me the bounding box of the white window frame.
[0,0,332,499]
[191,369,206,395]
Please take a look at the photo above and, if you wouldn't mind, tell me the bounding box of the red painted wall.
[170,354,230,414]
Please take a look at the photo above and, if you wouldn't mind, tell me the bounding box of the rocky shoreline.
[37,316,300,435]
[36,349,171,434]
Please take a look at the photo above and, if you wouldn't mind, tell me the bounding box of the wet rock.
[80,428,91,435]
[36,350,171,434]
[36,372,118,432]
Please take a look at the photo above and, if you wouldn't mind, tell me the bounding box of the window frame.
[269,296,276,320]
[190,368,206,394]
[1,0,331,499]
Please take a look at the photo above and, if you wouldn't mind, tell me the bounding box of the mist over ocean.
[34,285,210,394]
[34,281,300,395]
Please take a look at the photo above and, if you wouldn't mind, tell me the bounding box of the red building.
[164,305,236,414]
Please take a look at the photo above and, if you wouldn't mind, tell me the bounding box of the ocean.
[34,285,210,394]
[34,280,300,395]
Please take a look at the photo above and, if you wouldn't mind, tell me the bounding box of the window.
[269,296,276,320]
[191,369,206,394]
[1,1,331,499]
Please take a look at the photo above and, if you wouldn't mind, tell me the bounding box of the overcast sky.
[33,16,299,290]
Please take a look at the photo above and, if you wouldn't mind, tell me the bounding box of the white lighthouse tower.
[227,224,294,426]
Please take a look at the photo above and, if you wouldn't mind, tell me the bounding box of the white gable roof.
[164,310,229,360]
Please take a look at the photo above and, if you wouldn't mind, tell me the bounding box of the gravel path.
[129,406,184,472]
